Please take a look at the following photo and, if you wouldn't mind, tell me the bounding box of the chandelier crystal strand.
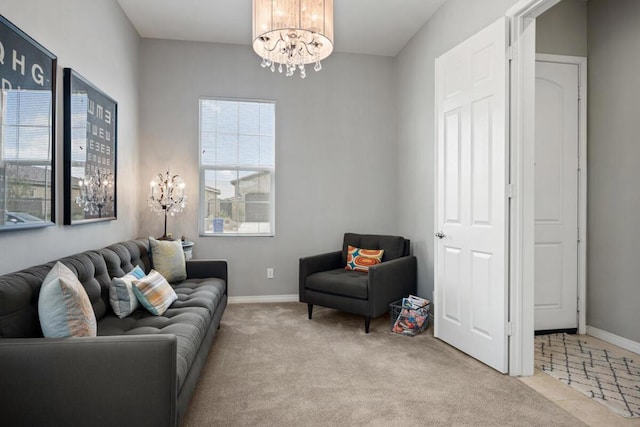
[253,0,334,78]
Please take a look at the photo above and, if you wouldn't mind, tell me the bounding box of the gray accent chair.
[299,233,417,333]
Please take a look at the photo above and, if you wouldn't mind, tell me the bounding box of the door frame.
[535,53,587,335]
[506,0,593,376]
[431,0,588,376]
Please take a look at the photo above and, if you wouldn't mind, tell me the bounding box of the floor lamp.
[148,170,186,240]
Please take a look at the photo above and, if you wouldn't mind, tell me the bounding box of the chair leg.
[365,316,371,334]
[307,303,313,319]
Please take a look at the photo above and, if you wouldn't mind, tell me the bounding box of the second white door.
[534,57,581,331]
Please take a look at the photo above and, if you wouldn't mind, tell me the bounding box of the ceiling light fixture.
[252,0,334,78]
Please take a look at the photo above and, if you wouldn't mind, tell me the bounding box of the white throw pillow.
[38,261,97,337]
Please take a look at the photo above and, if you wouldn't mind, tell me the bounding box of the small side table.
[181,241,194,260]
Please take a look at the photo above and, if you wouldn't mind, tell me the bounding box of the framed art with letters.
[63,68,117,225]
[0,15,57,232]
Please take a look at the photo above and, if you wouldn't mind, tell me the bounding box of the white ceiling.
[116,0,448,57]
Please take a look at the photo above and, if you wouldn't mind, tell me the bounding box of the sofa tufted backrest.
[100,239,150,283]
[341,233,410,266]
[0,239,152,338]
[0,264,52,338]
[101,240,150,278]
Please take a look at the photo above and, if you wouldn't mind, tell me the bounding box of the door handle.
[435,231,445,239]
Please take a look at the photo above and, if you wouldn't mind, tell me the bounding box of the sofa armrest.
[0,334,178,427]
[186,259,228,283]
[367,255,418,317]
[299,251,342,301]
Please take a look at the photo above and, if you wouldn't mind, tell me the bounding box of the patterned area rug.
[535,333,640,418]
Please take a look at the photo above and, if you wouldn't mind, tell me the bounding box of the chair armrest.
[0,335,178,427]
[186,259,228,283]
[299,251,342,301]
[368,255,418,317]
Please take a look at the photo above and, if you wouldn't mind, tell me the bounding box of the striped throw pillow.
[109,265,146,318]
[345,245,384,273]
[132,270,178,316]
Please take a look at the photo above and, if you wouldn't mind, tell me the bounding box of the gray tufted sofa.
[0,239,227,427]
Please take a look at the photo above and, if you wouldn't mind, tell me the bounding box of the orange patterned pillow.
[345,245,384,272]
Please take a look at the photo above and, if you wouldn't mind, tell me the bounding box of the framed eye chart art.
[0,15,57,232]
[63,68,118,225]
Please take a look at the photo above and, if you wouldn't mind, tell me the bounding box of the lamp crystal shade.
[252,0,334,78]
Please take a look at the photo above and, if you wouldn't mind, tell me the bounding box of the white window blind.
[199,98,275,236]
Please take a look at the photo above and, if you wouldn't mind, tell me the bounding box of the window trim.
[198,97,276,237]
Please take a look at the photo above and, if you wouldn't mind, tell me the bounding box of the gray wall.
[587,0,640,342]
[536,0,588,56]
[393,0,518,300]
[0,0,140,275]
[138,40,396,297]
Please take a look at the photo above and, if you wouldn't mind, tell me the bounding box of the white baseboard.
[586,325,640,355]
[228,294,299,304]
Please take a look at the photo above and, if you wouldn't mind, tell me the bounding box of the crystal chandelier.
[75,169,115,218]
[148,170,186,240]
[252,0,334,78]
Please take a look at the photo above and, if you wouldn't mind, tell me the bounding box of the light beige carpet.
[183,303,584,426]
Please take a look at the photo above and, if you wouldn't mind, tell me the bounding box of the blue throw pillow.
[109,265,145,318]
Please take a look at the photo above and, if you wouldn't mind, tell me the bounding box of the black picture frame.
[0,15,56,232]
[63,68,117,225]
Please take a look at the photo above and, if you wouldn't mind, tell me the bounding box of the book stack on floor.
[390,295,430,336]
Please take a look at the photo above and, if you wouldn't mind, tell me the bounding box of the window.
[199,98,275,236]
[1,90,53,227]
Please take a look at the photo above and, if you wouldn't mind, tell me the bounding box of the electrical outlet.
[267,268,274,279]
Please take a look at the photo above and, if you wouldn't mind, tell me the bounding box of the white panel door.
[534,60,579,331]
[434,17,509,373]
